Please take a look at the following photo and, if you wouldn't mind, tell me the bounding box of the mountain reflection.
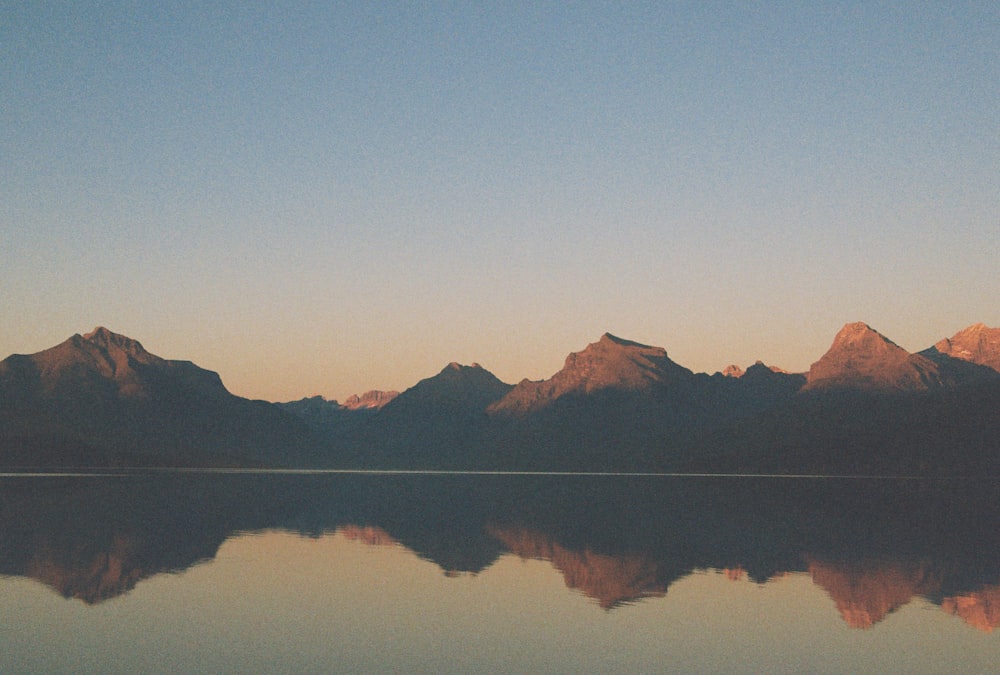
[488,525,670,608]
[2,472,999,631]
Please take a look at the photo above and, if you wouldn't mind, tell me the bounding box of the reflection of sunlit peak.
[722,567,745,581]
[23,534,145,605]
[941,587,1000,632]
[486,524,667,609]
[336,525,398,548]
[805,557,940,630]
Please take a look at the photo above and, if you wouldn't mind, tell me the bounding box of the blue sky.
[2,2,998,401]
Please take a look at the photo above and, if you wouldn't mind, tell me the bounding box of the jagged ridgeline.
[2,324,999,474]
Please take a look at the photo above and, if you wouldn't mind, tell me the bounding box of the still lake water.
[1,471,998,673]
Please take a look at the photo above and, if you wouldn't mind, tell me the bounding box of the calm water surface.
[1,472,998,673]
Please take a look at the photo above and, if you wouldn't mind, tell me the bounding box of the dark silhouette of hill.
[0,327,321,467]
[339,362,513,468]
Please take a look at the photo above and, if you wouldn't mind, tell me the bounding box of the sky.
[2,2,998,402]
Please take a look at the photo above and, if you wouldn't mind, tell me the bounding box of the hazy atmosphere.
[3,2,997,402]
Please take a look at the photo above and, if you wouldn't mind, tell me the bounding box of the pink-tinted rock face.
[340,390,399,410]
[803,322,947,393]
[337,524,398,547]
[941,586,1000,632]
[487,525,668,608]
[1,326,229,401]
[931,323,1000,374]
[721,364,745,378]
[489,333,693,416]
[805,556,941,629]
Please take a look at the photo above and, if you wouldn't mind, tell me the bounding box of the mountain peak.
[720,361,791,379]
[3,327,228,407]
[83,326,129,344]
[929,323,1000,373]
[829,322,901,350]
[341,389,399,410]
[81,327,155,362]
[83,326,116,340]
[565,334,685,389]
[804,323,943,392]
[743,361,787,378]
[382,362,511,415]
[489,334,693,416]
[599,333,650,348]
[15,327,166,390]
[440,361,485,375]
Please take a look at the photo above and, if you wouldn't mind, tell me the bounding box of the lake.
[1,472,998,673]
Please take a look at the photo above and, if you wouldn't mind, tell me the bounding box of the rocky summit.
[803,322,948,392]
[488,333,694,416]
[0,326,228,401]
[925,323,1000,374]
[341,389,399,410]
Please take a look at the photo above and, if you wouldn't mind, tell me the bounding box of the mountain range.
[2,322,999,474]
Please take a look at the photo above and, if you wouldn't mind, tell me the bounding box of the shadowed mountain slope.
[0,328,320,467]
[388,362,513,414]
[335,362,513,468]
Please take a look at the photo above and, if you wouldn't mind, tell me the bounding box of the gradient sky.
[2,2,998,401]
